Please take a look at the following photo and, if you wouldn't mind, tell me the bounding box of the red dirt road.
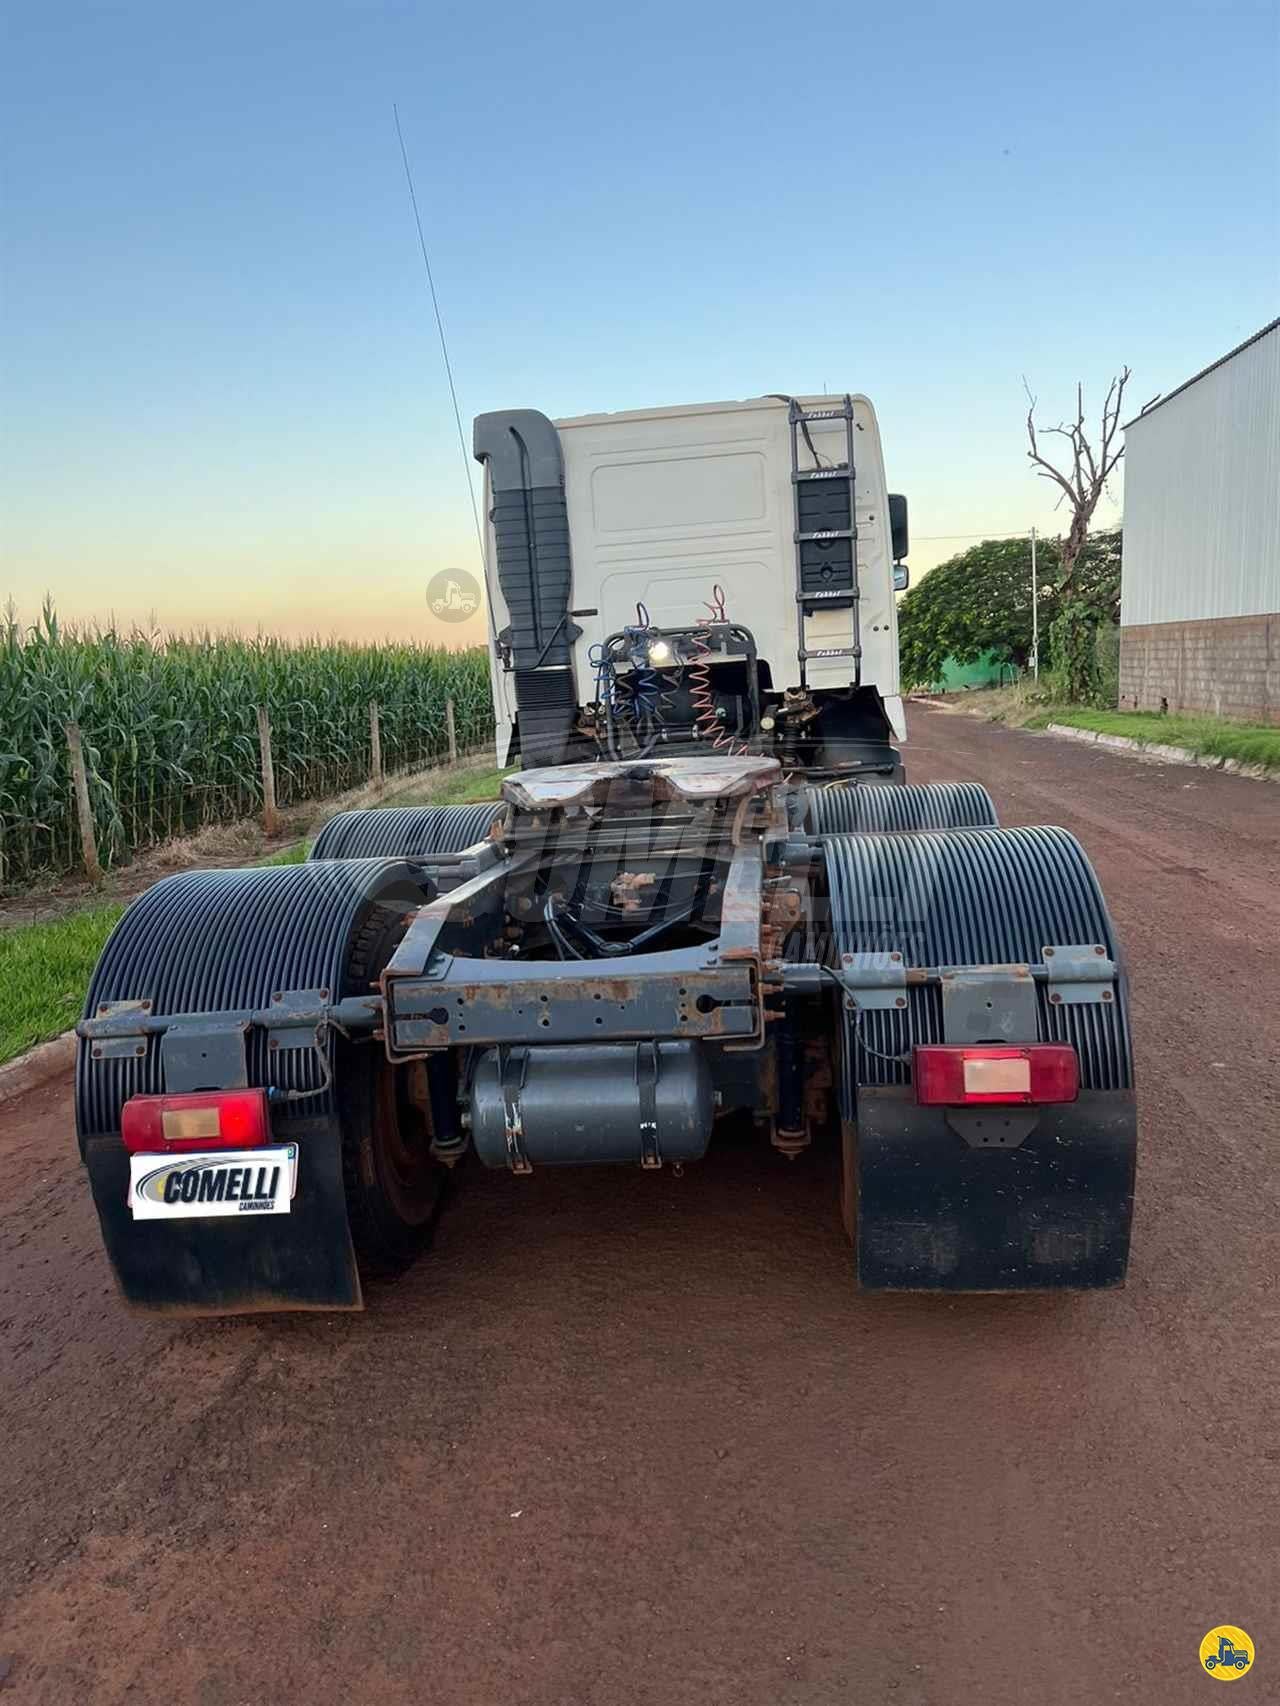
[1,706,1277,1705]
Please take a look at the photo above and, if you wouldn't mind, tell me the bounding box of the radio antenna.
[393,104,485,566]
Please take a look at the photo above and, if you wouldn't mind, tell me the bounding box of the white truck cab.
[474,393,908,776]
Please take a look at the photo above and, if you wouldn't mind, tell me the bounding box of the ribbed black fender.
[308,802,502,861]
[76,859,430,1144]
[821,825,1132,1099]
[806,780,998,834]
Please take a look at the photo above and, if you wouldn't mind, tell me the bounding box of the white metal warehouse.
[1120,317,1280,722]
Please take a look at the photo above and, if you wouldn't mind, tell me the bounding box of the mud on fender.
[852,1087,1137,1291]
[84,1112,362,1315]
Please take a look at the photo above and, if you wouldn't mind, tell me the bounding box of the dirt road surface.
[2,706,1277,1705]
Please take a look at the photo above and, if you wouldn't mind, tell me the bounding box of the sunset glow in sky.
[2,0,1277,643]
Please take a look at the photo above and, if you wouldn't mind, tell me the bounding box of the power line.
[913,529,1040,542]
[392,104,485,568]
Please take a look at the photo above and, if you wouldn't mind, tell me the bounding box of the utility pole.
[1030,527,1040,680]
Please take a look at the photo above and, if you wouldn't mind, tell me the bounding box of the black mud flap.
[84,1113,362,1315]
[854,1087,1136,1291]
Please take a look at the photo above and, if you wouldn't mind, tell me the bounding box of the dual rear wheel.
[338,903,450,1278]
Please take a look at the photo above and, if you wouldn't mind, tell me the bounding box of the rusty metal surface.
[502,755,781,812]
[759,881,804,963]
[384,950,757,1053]
[611,871,657,912]
[77,994,381,1043]
[717,842,764,963]
[381,855,523,982]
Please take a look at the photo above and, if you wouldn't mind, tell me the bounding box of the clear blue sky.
[2,0,1277,640]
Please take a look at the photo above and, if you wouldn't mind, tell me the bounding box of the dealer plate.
[129,1145,299,1221]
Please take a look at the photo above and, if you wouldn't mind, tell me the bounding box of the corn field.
[0,605,494,891]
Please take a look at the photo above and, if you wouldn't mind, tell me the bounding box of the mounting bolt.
[1102,989,1113,1001]
[271,992,281,1003]
[890,951,902,963]
[1044,947,1055,957]
[92,1047,103,1059]
[134,1045,145,1057]
[268,1039,279,1051]
[319,988,330,1002]
[1094,945,1106,956]
[1050,992,1062,1005]
[894,997,907,1009]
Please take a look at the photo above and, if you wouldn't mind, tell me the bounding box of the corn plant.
[0,602,494,891]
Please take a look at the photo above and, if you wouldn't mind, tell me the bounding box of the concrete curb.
[0,1030,75,1106]
[1043,722,1276,782]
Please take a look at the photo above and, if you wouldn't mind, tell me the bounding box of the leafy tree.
[897,528,1120,692]
[1047,530,1124,702]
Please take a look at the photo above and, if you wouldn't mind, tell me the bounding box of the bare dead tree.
[1024,369,1131,588]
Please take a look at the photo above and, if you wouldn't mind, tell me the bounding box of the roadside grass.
[918,684,1280,771]
[1020,706,1280,769]
[916,683,1050,727]
[257,841,311,866]
[391,764,509,807]
[251,763,510,864]
[0,903,126,1063]
[0,757,511,1068]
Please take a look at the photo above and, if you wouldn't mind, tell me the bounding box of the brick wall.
[1119,613,1280,724]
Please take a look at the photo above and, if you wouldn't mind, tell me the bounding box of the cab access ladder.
[785,396,861,685]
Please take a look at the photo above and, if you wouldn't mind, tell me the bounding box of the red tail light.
[121,1089,271,1153]
[912,1045,1079,1107]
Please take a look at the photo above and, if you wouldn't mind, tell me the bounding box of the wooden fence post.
[445,698,458,763]
[369,701,383,792]
[65,722,103,881]
[256,706,280,836]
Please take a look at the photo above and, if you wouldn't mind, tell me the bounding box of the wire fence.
[0,612,495,891]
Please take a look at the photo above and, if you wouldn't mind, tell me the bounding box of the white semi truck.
[474,394,909,777]
[74,389,1137,1314]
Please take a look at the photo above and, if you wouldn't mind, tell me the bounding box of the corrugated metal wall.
[1121,323,1280,627]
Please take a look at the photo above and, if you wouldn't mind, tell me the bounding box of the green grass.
[257,840,311,866]
[0,903,126,1061]
[1021,706,1280,769]
[394,765,510,807]
[0,760,514,1066]
[937,685,1280,771]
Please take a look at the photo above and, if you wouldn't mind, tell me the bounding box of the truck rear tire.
[309,803,502,861]
[806,780,998,835]
[337,904,450,1278]
[75,858,438,1313]
[821,824,1136,1290]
